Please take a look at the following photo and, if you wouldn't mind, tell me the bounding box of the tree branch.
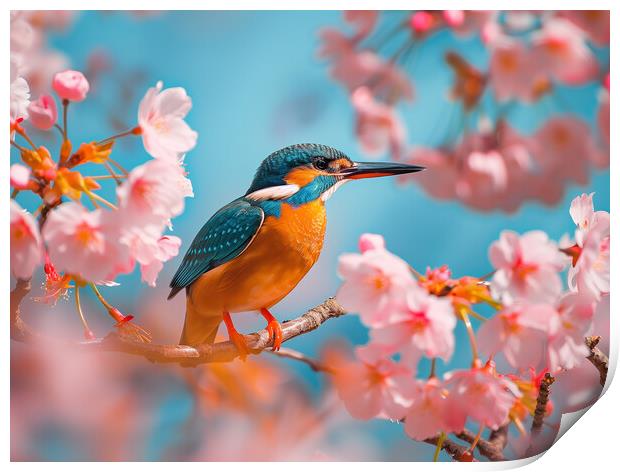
[585,335,608,387]
[10,290,347,366]
[531,372,555,436]
[268,347,335,373]
[455,423,508,461]
[424,435,474,461]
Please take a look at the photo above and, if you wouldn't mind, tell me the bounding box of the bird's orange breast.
[188,200,326,314]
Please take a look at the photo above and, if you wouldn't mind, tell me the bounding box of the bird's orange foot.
[260,308,283,351]
[223,311,250,361]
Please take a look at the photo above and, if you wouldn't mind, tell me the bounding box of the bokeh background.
[11,11,610,461]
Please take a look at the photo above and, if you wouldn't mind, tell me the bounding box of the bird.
[168,143,424,358]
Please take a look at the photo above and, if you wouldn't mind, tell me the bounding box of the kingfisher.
[168,143,423,357]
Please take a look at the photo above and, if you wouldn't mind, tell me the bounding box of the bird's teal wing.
[168,199,264,299]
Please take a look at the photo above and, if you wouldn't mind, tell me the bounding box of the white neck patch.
[321,179,348,201]
[246,184,300,201]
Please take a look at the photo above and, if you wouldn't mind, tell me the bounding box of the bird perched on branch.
[168,143,424,358]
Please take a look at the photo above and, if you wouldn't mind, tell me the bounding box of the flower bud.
[27,94,58,129]
[52,70,90,102]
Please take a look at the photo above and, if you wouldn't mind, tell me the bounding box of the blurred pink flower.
[489,39,548,103]
[490,230,566,304]
[330,50,414,103]
[10,200,43,279]
[343,10,378,41]
[138,81,198,162]
[529,116,597,186]
[442,10,465,28]
[43,202,127,282]
[351,87,406,158]
[337,235,414,327]
[358,233,385,253]
[477,303,555,369]
[403,377,460,440]
[317,28,355,59]
[333,344,416,421]
[370,284,456,362]
[451,10,495,36]
[27,94,57,129]
[531,18,599,85]
[445,362,520,430]
[409,11,435,37]
[10,164,31,190]
[401,147,458,200]
[559,10,610,46]
[52,69,90,102]
[597,86,609,148]
[116,159,193,225]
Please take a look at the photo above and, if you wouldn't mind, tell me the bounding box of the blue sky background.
[16,11,609,460]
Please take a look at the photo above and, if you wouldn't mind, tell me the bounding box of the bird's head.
[245,143,424,204]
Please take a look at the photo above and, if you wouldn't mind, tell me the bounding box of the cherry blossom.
[116,159,193,225]
[490,230,566,304]
[10,164,31,190]
[10,56,30,124]
[531,18,599,86]
[343,10,378,41]
[445,362,520,430]
[337,235,415,327]
[137,81,198,162]
[27,94,57,129]
[403,377,461,440]
[370,284,456,362]
[10,200,43,279]
[477,304,555,369]
[559,10,610,46]
[351,87,406,158]
[358,233,385,253]
[42,202,127,282]
[52,70,90,102]
[333,344,416,420]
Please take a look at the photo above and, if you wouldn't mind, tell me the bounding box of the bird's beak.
[339,161,425,180]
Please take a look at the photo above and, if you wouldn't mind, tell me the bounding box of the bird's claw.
[266,319,283,351]
[229,331,251,361]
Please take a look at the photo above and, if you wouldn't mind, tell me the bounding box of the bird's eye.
[314,157,329,170]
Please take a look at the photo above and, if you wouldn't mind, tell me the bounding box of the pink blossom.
[490,230,566,304]
[531,18,599,85]
[597,87,609,148]
[10,56,30,124]
[119,225,181,287]
[546,293,595,372]
[52,70,90,102]
[137,81,198,162]
[27,94,57,129]
[370,284,456,362]
[559,11,610,46]
[317,29,355,59]
[43,202,128,282]
[330,50,414,103]
[358,233,385,253]
[401,147,458,200]
[477,304,556,369]
[333,344,416,420]
[351,87,406,158]
[337,235,415,327]
[445,362,520,430]
[451,11,495,36]
[489,39,548,103]
[343,11,378,41]
[443,10,465,27]
[529,116,596,186]
[569,192,596,231]
[410,12,435,36]
[568,208,610,300]
[403,377,462,440]
[10,164,31,189]
[11,200,43,279]
[116,159,193,225]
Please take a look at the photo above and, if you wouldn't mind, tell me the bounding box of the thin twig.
[267,347,335,373]
[10,295,346,367]
[531,373,555,435]
[424,435,474,461]
[456,423,508,461]
[585,335,608,387]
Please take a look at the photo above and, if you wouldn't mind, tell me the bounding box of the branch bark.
[585,335,608,387]
[424,435,474,461]
[455,423,509,461]
[10,288,346,366]
[531,372,555,435]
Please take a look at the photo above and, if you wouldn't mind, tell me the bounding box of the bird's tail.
[179,301,222,346]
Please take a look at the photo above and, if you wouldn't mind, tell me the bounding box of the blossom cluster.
[10,33,198,338]
[332,193,609,458]
[319,11,609,212]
